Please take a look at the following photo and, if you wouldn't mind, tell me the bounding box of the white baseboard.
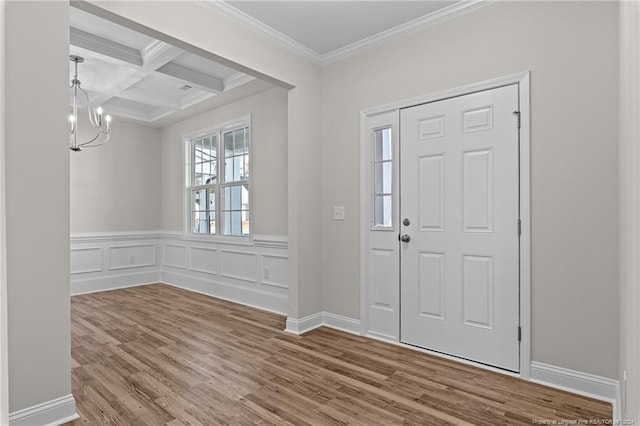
[71,271,161,295]
[530,361,620,418]
[286,311,360,335]
[322,312,361,335]
[9,394,78,426]
[161,270,287,315]
[285,312,323,335]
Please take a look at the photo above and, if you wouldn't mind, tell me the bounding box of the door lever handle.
[400,234,411,243]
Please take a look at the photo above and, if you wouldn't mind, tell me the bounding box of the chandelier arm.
[77,129,103,147]
[77,128,111,148]
[78,86,101,128]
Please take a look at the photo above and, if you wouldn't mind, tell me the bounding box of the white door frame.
[359,71,531,379]
[0,0,9,420]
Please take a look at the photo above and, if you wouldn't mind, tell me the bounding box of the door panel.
[400,85,520,371]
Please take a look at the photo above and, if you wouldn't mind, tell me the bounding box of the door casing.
[359,71,531,379]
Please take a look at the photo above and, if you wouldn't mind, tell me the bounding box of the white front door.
[399,85,520,371]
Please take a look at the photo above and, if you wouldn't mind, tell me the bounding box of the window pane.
[201,137,211,161]
[242,209,250,235]
[209,135,218,160]
[207,187,216,234]
[232,185,241,210]
[382,162,392,193]
[224,132,233,156]
[374,194,392,227]
[207,160,217,185]
[374,163,383,194]
[222,211,230,235]
[194,139,203,162]
[381,128,391,161]
[233,156,241,181]
[222,185,242,211]
[221,184,250,236]
[242,154,250,180]
[231,211,241,235]
[234,129,247,154]
[192,188,215,234]
[194,162,204,186]
[374,161,392,195]
[374,127,392,162]
[192,188,206,233]
[224,156,234,182]
[241,184,249,209]
[221,210,242,236]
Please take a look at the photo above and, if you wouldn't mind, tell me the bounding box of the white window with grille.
[185,116,251,237]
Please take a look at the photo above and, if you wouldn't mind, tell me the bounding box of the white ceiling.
[69,7,259,126]
[225,1,458,56]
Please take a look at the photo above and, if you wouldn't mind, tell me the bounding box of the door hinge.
[518,326,522,342]
[513,110,521,129]
[518,218,522,236]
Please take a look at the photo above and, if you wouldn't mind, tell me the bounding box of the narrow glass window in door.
[373,127,393,227]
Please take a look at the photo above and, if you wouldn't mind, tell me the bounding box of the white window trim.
[183,114,253,241]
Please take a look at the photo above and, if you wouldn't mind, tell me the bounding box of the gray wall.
[5,1,72,412]
[70,118,161,233]
[160,86,288,236]
[320,1,619,378]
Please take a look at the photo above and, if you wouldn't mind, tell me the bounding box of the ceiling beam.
[140,40,184,71]
[89,40,185,108]
[70,27,143,66]
[156,62,224,94]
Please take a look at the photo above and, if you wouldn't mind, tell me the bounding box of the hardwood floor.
[68,284,611,425]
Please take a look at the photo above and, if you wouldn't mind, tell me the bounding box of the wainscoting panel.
[160,233,288,314]
[220,250,258,283]
[163,244,187,269]
[70,232,162,295]
[71,231,289,314]
[189,246,219,275]
[261,254,288,289]
[109,244,157,271]
[70,247,103,275]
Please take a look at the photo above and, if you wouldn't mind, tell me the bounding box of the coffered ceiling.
[69,7,258,126]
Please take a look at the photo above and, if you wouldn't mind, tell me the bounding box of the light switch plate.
[333,206,345,220]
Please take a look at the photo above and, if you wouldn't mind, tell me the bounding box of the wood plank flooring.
[68,284,611,425]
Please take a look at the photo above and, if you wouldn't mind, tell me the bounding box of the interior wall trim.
[70,231,289,315]
[530,361,620,421]
[8,394,78,426]
[285,311,361,336]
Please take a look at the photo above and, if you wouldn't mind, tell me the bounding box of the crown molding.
[321,0,493,64]
[202,0,492,66]
[202,0,323,64]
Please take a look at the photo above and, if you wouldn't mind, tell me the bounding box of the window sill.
[181,233,254,246]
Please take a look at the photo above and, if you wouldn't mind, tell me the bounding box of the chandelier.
[68,55,112,151]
